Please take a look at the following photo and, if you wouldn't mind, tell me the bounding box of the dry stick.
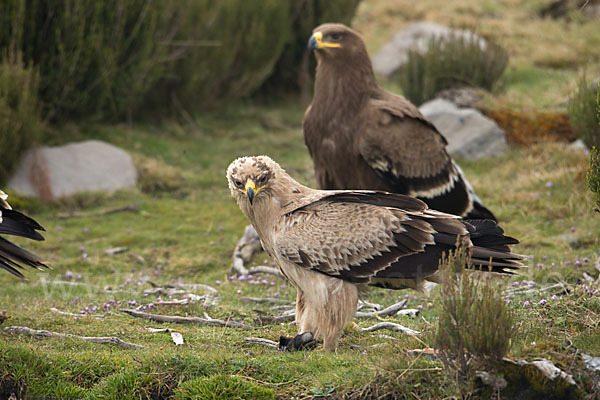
[361,322,420,336]
[57,203,141,219]
[355,299,407,318]
[4,326,145,349]
[503,283,566,295]
[241,297,292,304]
[50,307,104,319]
[119,308,252,330]
[247,266,284,278]
[242,337,279,348]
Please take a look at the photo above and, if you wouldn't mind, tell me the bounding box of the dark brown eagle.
[303,23,496,221]
[0,190,49,278]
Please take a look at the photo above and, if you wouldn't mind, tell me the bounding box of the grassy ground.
[1,0,600,399]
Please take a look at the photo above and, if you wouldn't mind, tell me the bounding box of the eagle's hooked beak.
[307,31,340,51]
[245,180,257,205]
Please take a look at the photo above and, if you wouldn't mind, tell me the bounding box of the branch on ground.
[4,325,145,349]
[119,308,252,330]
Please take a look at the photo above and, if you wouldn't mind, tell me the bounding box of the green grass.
[1,103,598,399]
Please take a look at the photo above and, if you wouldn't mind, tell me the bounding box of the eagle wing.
[273,191,470,286]
[358,95,460,196]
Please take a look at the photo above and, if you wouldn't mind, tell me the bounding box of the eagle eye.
[331,33,341,40]
[234,179,244,188]
[257,175,268,185]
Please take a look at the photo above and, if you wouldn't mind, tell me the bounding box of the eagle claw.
[278,332,316,351]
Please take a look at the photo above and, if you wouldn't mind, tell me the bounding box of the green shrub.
[588,147,600,211]
[569,77,600,148]
[396,32,509,105]
[435,243,516,396]
[0,51,43,185]
[0,0,292,121]
[173,375,275,400]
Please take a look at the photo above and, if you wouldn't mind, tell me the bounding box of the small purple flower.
[512,281,519,287]
[148,303,154,309]
[521,279,529,285]
[527,255,534,260]
[284,291,289,296]
[270,281,275,286]
[523,301,531,307]
[413,296,418,301]
[56,225,62,231]
[274,292,280,297]
[237,290,242,294]
[570,227,575,232]
[82,227,90,233]
[263,259,269,265]
[537,263,543,268]
[565,261,571,265]
[542,255,547,260]
[261,279,268,285]
[215,280,222,285]
[109,299,116,304]
[76,274,82,280]
[545,181,553,188]
[79,310,86,315]
[551,262,556,267]
[583,257,589,263]
[103,302,109,309]
[72,296,80,305]
[229,275,236,281]
[404,294,411,298]
[270,262,276,267]
[528,281,536,286]
[238,275,247,281]
[65,271,73,279]
[247,274,254,279]
[79,246,86,252]
[82,253,88,259]
[575,260,581,266]
[417,304,423,310]
[539,299,547,305]
[91,306,98,312]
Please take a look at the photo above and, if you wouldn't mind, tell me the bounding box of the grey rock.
[568,139,588,151]
[8,140,137,199]
[419,98,507,160]
[372,22,486,77]
[581,353,600,372]
[435,87,484,108]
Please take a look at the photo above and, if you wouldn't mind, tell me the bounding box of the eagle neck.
[311,54,377,135]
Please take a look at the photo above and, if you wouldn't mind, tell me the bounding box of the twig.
[242,337,279,348]
[397,309,420,318]
[355,299,407,318]
[254,314,295,324]
[4,325,145,349]
[50,307,104,319]
[105,247,128,256]
[119,308,252,330]
[241,297,292,304]
[503,283,566,295]
[57,203,141,219]
[361,322,421,336]
[358,299,381,311]
[247,266,284,278]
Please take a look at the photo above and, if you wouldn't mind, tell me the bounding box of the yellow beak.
[308,31,341,50]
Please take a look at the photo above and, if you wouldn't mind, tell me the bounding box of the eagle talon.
[278,332,316,351]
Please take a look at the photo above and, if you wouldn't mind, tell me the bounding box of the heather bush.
[569,77,600,148]
[435,242,516,397]
[396,33,509,105]
[0,52,43,185]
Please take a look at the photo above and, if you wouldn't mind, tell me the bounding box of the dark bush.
[0,1,293,121]
[568,77,600,148]
[589,146,600,212]
[0,51,43,185]
[396,33,509,105]
[258,0,362,97]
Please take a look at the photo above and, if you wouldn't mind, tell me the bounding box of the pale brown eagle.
[227,156,521,350]
[0,190,49,278]
[304,23,496,221]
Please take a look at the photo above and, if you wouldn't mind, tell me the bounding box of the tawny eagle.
[304,23,496,221]
[0,190,49,278]
[227,156,521,350]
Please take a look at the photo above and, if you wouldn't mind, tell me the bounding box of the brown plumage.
[227,156,522,350]
[304,23,496,221]
[0,190,49,278]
